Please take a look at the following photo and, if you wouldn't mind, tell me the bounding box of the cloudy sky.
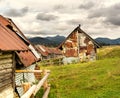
[0,0,120,39]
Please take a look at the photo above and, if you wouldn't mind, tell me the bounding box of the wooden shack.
[58,25,100,64]
[0,15,41,97]
[0,21,29,98]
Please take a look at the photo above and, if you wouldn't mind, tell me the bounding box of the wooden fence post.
[43,70,48,91]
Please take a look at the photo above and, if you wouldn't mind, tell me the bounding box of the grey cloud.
[4,7,28,17]
[105,16,120,26]
[54,4,65,10]
[88,3,120,26]
[67,19,82,25]
[36,13,58,21]
[79,2,94,9]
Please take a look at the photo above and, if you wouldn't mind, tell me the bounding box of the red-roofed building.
[0,15,41,97]
[36,45,62,60]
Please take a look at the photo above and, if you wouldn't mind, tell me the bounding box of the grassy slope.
[40,46,120,98]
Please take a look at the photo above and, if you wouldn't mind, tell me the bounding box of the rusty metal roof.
[36,45,62,57]
[48,48,62,55]
[0,15,10,26]
[36,45,48,56]
[16,51,37,67]
[0,15,39,67]
[0,23,29,51]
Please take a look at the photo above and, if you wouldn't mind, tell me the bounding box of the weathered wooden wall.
[0,51,14,98]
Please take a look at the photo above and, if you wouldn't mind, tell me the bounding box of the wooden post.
[42,86,50,98]
[33,72,50,95]
[43,70,48,91]
[21,85,36,98]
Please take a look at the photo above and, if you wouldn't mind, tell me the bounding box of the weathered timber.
[0,69,12,74]
[21,85,36,98]
[0,84,12,92]
[33,72,50,95]
[0,76,12,83]
[0,54,12,59]
[42,86,50,98]
[15,70,50,73]
[0,64,12,70]
[0,78,12,88]
[0,59,12,65]
[0,73,12,79]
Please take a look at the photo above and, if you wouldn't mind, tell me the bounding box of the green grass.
[39,46,120,98]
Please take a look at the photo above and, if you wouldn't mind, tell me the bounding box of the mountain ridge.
[28,35,120,46]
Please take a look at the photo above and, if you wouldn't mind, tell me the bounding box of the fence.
[15,70,50,98]
[40,57,63,66]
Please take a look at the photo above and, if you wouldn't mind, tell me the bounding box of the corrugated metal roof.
[0,15,10,26]
[0,23,28,51]
[36,45,48,56]
[36,45,62,57]
[0,15,39,67]
[48,48,62,55]
[16,51,37,67]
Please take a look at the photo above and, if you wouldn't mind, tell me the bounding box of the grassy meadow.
[39,46,120,98]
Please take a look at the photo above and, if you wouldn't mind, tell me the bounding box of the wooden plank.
[0,64,12,70]
[33,72,50,95]
[15,70,50,73]
[0,73,12,79]
[0,78,12,88]
[21,85,36,98]
[0,75,12,83]
[0,59,12,65]
[42,87,50,98]
[0,84,12,92]
[0,69,12,74]
[0,54,12,59]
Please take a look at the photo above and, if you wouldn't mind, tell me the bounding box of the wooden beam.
[0,59,12,65]
[0,69,12,74]
[21,85,36,98]
[33,72,50,95]
[42,86,50,98]
[15,70,50,73]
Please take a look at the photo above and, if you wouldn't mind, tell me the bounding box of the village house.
[36,45,62,60]
[58,25,100,64]
[0,15,41,97]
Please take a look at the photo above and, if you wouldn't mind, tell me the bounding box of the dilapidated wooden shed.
[0,20,30,98]
[0,15,41,98]
[58,25,100,64]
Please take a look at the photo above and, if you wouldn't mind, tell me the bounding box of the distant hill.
[29,36,120,47]
[95,37,120,46]
[29,35,65,47]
